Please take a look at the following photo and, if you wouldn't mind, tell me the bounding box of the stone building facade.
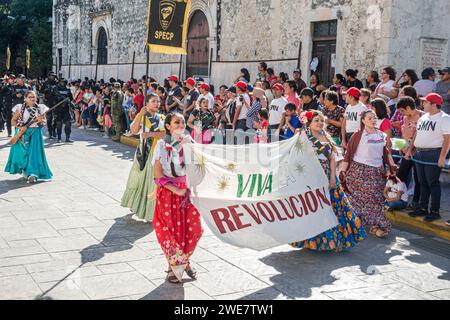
[53,0,450,87]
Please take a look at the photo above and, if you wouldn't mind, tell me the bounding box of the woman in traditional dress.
[341,109,397,238]
[121,94,165,222]
[152,112,203,283]
[187,97,215,144]
[292,111,367,252]
[5,91,53,183]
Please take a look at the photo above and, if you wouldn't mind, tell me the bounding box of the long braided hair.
[164,112,186,177]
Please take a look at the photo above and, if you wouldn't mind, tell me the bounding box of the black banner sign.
[146,0,191,55]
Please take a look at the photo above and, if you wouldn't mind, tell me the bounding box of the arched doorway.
[97,27,108,65]
[186,10,209,77]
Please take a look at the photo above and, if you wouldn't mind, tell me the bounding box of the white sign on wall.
[420,38,448,71]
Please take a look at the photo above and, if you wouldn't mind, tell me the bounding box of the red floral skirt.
[153,185,203,268]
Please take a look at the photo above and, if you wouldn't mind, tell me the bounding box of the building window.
[97,27,108,65]
[313,20,337,39]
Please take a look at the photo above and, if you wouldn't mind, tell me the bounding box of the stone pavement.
[0,128,449,300]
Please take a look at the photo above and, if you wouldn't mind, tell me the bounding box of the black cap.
[226,86,237,94]
[300,87,314,98]
[438,67,450,75]
[293,69,301,73]
[18,74,26,79]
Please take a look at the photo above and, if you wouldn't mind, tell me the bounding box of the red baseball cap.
[200,83,210,91]
[234,81,248,91]
[167,75,179,82]
[184,77,196,87]
[272,83,284,91]
[420,92,443,106]
[343,87,361,99]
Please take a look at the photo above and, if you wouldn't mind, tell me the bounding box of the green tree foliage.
[0,0,52,77]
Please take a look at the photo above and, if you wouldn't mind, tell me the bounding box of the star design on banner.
[194,153,208,176]
[296,163,305,175]
[294,138,304,154]
[217,176,231,192]
[225,162,237,173]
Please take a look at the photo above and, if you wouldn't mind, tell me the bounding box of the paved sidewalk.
[0,128,449,300]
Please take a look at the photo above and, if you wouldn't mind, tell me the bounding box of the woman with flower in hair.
[291,111,367,252]
[152,112,203,283]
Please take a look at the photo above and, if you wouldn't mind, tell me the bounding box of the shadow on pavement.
[239,240,407,300]
[35,215,154,300]
[80,215,154,265]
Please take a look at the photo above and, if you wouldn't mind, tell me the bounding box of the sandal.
[166,271,181,283]
[369,226,379,235]
[375,229,389,238]
[185,264,198,280]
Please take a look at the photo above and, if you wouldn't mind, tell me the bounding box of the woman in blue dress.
[291,110,367,252]
[5,91,53,183]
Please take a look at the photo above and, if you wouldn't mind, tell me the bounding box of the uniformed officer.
[111,82,124,141]
[11,74,29,107]
[53,78,74,143]
[1,74,17,137]
[0,75,7,133]
[42,72,58,139]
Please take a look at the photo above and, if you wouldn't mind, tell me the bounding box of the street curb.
[387,210,450,241]
[120,135,139,148]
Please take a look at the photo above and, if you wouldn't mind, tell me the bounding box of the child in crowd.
[255,109,269,143]
[384,174,408,211]
[102,98,113,138]
[280,103,303,140]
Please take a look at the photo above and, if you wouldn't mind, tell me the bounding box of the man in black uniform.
[1,75,16,137]
[53,78,74,143]
[42,72,58,139]
[11,74,29,107]
[0,75,7,133]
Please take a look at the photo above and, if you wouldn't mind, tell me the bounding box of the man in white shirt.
[407,93,450,221]
[268,83,288,129]
[341,87,369,148]
[232,81,251,131]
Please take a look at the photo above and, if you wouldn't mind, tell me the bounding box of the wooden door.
[312,40,336,87]
[186,11,209,77]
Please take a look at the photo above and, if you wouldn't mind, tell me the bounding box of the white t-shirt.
[376,80,396,106]
[236,93,251,120]
[414,111,450,149]
[353,130,386,167]
[198,93,215,112]
[414,79,436,97]
[12,104,49,128]
[386,180,408,202]
[344,102,368,133]
[268,97,288,126]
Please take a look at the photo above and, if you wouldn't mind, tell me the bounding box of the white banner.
[184,133,339,251]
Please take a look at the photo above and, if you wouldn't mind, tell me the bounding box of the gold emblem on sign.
[159,0,176,31]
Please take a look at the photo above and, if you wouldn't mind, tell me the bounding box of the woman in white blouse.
[5,91,53,183]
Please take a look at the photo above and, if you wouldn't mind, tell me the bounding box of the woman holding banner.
[152,112,203,283]
[5,91,53,183]
[291,110,367,252]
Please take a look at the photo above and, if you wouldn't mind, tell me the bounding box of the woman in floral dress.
[292,111,367,251]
